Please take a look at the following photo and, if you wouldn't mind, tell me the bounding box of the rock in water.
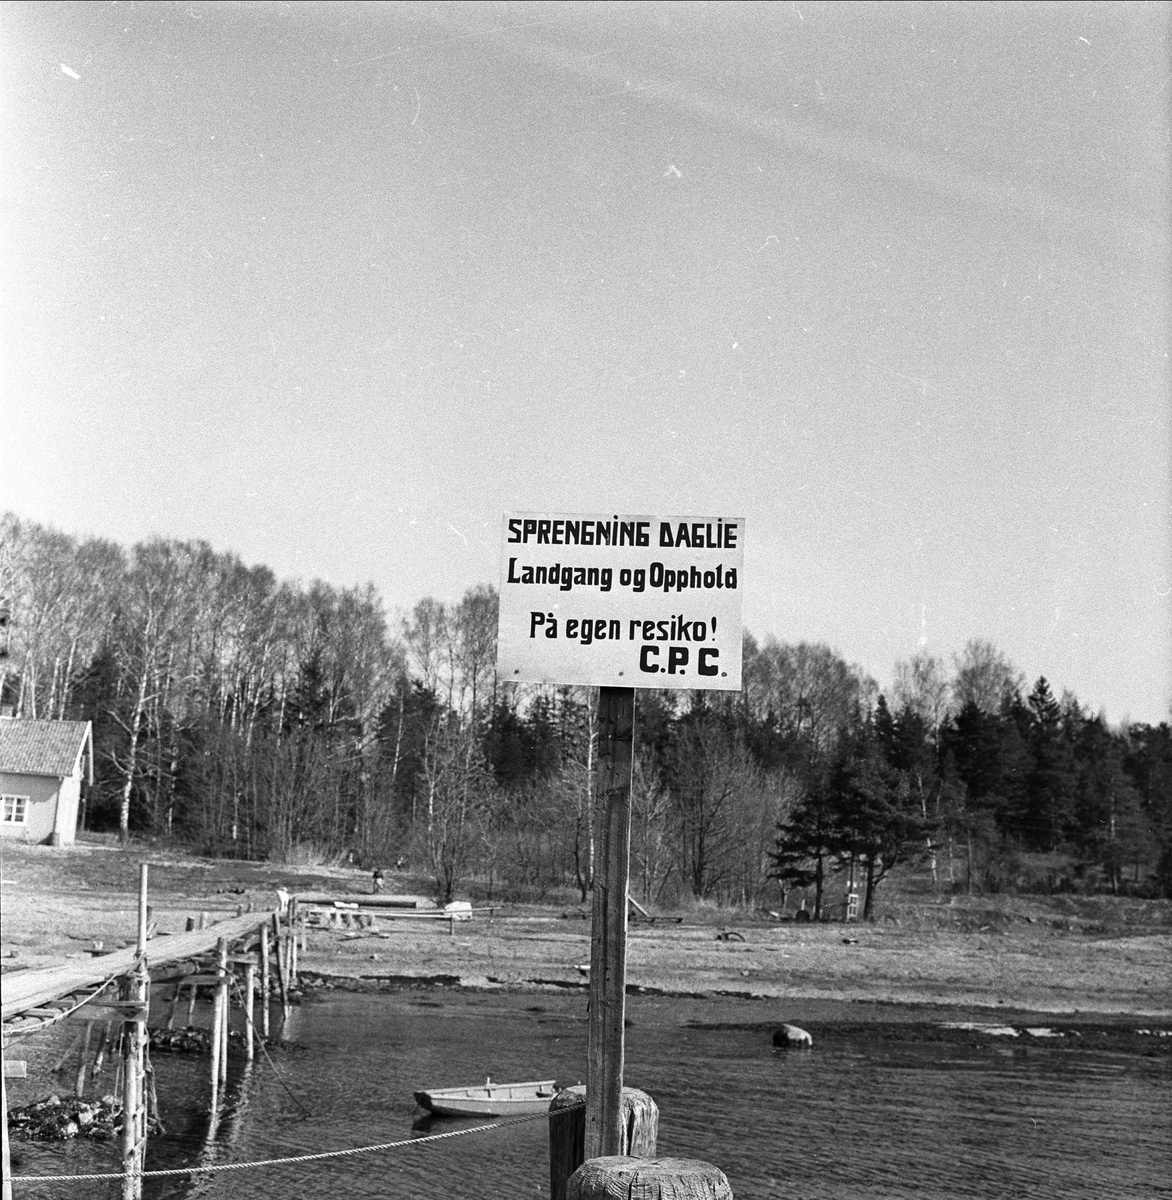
[773,1023,813,1048]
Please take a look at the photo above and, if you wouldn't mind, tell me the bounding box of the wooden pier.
[1,867,290,1200]
[1,909,277,1025]
[1,877,735,1200]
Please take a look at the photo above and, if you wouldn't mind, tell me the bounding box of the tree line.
[2,513,1170,910]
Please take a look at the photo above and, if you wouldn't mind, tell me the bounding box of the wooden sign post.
[497,512,744,1169]
[585,685,635,1158]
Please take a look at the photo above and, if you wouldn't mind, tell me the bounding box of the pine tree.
[1023,677,1077,850]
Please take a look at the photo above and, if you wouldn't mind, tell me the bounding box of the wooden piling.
[244,962,256,1061]
[289,901,299,981]
[92,1021,112,1079]
[75,1023,92,1097]
[566,1157,732,1200]
[216,938,229,1085]
[209,979,222,1114]
[550,1086,658,1200]
[120,863,151,1200]
[272,914,291,1027]
[165,983,181,1030]
[259,922,271,1039]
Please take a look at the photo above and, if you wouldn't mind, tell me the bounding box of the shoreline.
[289,975,1172,1062]
[294,965,1172,1025]
[3,842,1170,1024]
[289,905,1172,1020]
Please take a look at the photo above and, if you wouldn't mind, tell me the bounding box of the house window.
[2,795,29,825]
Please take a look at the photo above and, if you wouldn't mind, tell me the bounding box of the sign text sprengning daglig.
[497,512,744,691]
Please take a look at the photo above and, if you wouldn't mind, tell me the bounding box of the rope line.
[12,1110,549,1183]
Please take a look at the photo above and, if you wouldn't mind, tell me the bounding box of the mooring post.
[259,921,271,1039]
[550,1086,658,1200]
[216,938,230,1084]
[586,686,636,1160]
[567,1157,732,1200]
[120,862,151,1200]
[244,961,256,1061]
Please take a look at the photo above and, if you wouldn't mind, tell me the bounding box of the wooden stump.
[550,1087,658,1200]
[567,1156,732,1200]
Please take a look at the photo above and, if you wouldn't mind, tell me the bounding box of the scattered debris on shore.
[6,1094,163,1142]
[148,1025,264,1054]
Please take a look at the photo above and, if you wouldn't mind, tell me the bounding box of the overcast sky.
[2,1,1169,723]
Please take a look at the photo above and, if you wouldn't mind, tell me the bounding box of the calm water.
[8,989,1170,1199]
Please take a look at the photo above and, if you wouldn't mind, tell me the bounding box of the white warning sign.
[497,513,744,690]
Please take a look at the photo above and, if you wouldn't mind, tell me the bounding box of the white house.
[0,718,93,846]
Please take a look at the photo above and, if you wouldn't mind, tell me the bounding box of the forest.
[2,512,1170,913]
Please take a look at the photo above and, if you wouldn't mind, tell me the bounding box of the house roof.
[0,719,93,782]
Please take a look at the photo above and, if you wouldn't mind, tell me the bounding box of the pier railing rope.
[11,1108,551,1184]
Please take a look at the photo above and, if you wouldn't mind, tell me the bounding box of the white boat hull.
[413,1078,559,1116]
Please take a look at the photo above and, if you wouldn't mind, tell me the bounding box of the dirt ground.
[3,839,1170,1018]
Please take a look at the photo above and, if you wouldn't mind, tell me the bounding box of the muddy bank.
[3,841,1170,1019]
[293,911,1172,1017]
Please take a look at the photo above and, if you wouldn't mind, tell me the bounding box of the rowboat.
[413,1077,560,1116]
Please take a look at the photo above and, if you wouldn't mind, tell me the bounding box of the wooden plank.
[585,685,635,1160]
[295,893,429,909]
[1,1063,25,1080]
[87,999,149,1019]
